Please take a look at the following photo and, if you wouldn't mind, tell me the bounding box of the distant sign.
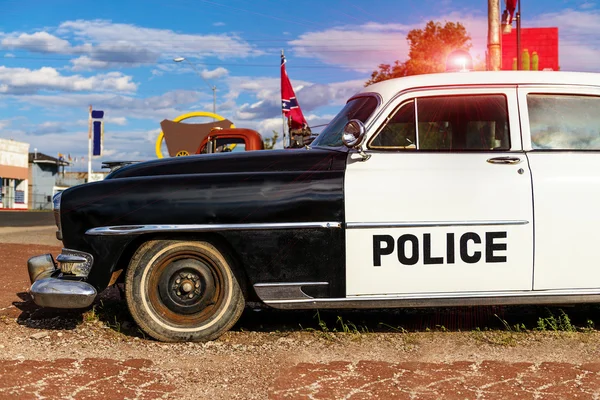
[88,173,105,183]
[502,27,559,71]
[91,110,104,119]
[92,121,103,156]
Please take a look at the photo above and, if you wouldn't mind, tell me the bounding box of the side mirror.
[342,119,366,148]
[342,119,370,161]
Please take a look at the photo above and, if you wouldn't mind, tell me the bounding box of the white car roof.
[358,71,600,103]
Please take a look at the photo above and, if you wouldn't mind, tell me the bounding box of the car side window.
[527,94,600,150]
[370,100,416,149]
[369,94,510,151]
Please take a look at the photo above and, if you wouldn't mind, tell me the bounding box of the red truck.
[195,127,265,154]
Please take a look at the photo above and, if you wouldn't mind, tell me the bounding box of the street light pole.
[212,85,216,116]
[501,1,521,70]
[516,1,522,70]
[173,57,217,117]
[487,0,501,71]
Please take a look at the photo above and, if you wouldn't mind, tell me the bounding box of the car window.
[200,137,246,153]
[527,94,600,150]
[369,94,510,151]
[311,96,379,148]
[370,100,416,149]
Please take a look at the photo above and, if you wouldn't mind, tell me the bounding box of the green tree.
[366,21,472,85]
[263,130,279,150]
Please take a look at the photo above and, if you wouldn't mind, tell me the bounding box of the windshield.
[311,95,379,147]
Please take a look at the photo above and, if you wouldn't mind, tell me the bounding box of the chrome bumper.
[27,252,97,309]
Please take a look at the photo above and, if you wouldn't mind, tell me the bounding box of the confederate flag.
[281,53,308,130]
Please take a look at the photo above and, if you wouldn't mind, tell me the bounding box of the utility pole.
[281,49,287,149]
[488,0,502,70]
[516,0,522,70]
[173,57,217,119]
[87,105,92,181]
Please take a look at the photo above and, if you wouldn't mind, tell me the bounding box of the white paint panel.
[346,225,532,295]
[345,152,532,223]
[345,87,534,296]
[345,153,534,295]
[528,153,600,289]
[517,86,600,290]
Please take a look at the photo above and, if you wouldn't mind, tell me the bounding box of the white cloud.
[106,116,127,126]
[4,53,15,58]
[14,90,202,121]
[29,121,67,136]
[286,9,600,74]
[289,12,488,72]
[57,19,262,67]
[1,20,263,70]
[0,119,10,129]
[0,128,156,170]
[0,66,137,94]
[213,22,226,27]
[290,28,408,72]
[531,9,600,71]
[1,31,72,53]
[227,76,363,121]
[70,56,112,71]
[201,67,229,80]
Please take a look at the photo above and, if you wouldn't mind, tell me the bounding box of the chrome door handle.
[487,156,521,165]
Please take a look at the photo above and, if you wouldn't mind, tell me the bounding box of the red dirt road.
[0,358,175,399]
[0,242,61,318]
[271,361,600,399]
[3,234,600,398]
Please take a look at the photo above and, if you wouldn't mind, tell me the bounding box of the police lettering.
[373,232,507,266]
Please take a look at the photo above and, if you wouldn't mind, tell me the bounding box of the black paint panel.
[108,148,347,179]
[221,229,345,297]
[60,148,348,296]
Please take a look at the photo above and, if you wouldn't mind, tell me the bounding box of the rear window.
[528,94,600,150]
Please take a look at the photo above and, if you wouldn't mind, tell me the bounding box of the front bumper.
[27,252,97,309]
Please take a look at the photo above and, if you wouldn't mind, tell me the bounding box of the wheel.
[125,240,245,342]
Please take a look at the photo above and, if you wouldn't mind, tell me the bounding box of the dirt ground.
[3,226,600,399]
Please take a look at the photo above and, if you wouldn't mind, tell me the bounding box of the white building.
[0,138,30,209]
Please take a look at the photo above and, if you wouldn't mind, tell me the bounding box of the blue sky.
[0,0,598,170]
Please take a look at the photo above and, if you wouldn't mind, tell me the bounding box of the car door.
[518,86,600,290]
[344,87,534,297]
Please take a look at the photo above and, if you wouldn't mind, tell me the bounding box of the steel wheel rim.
[147,250,226,326]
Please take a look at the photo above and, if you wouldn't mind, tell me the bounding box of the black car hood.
[107,147,347,179]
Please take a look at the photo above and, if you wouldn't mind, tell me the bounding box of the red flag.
[281,53,308,131]
[504,0,518,24]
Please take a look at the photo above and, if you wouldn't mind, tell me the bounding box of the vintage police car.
[27,71,600,342]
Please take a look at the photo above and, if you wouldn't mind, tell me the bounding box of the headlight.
[53,191,63,240]
[56,249,94,277]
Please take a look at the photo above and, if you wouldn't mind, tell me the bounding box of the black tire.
[125,240,245,342]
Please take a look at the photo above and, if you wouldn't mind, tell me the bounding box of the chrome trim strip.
[347,92,383,108]
[346,220,529,229]
[87,222,342,236]
[254,282,329,301]
[254,282,329,288]
[263,289,600,310]
[56,254,88,263]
